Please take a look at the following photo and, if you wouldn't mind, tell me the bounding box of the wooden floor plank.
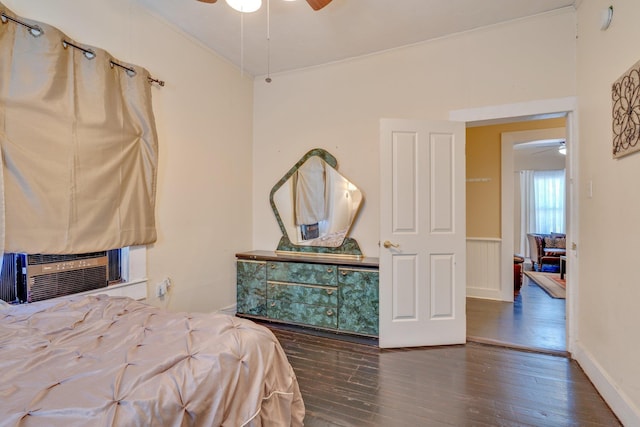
[467,274,567,354]
[267,325,621,426]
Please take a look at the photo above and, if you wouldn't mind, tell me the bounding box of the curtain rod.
[1,11,165,87]
[110,60,164,86]
[1,12,42,37]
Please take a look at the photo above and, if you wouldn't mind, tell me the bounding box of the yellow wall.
[466,118,566,238]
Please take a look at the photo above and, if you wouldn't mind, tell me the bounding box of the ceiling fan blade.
[197,0,218,3]
[532,143,564,155]
[306,0,332,11]
[533,147,554,155]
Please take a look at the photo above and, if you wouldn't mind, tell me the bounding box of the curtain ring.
[28,25,43,37]
[110,61,137,78]
[62,40,96,60]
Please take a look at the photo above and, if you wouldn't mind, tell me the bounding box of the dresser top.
[236,250,379,268]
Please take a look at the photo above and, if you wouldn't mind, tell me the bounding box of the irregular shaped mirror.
[270,149,364,257]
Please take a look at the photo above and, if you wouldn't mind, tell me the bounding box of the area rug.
[524,271,566,299]
[552,276,566,289]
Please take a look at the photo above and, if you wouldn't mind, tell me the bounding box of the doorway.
[466,121,569,355]
[450,97,578,355]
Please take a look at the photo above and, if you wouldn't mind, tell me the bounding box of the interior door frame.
[450,96,579,355]
[501,126,567,302]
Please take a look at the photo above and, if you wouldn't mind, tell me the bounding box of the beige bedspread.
[0,295,304,426]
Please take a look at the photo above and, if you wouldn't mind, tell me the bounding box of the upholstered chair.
[527,233,543,271]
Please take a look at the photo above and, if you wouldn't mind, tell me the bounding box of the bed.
[0,294,305,426]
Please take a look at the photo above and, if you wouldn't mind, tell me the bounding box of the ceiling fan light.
[306,0,332,10]
[225,0,262,12]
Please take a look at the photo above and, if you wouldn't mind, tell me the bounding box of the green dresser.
[236,251,379,337]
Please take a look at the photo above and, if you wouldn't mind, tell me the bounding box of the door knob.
[383,240,400,249]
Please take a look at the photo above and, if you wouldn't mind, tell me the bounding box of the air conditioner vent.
[24,252,108,302]
[29,264,107,302]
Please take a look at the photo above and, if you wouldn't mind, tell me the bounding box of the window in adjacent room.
[532,169,566,234]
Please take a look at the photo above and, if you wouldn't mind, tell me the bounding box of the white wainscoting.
[466,238,502,300]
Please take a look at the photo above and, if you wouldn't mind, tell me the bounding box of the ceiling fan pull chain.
[240,10,244,77]
[265,0,272,83]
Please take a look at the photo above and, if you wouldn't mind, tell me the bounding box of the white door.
[379,119,466,348]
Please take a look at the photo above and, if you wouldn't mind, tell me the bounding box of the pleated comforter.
[0,295,304,426]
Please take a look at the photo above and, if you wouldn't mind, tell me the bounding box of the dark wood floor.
[269,325,620,427]
[466,275,567,355]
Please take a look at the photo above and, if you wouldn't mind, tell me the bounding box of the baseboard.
[466,287,505,300]
[467,335,569,358]
[574,342,639,426]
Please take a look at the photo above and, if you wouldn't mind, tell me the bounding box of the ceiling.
[136,0,576,78]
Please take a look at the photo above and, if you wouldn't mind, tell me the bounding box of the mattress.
[0,295,304,426]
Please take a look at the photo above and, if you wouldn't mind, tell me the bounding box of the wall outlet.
[156,282,167,297]
[155,277,171,297]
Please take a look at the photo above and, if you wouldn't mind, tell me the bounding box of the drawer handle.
[270,302,276,307]
[270,264,276,269]
[341,270,348,276]
[326,267,334,273]
[326,309,334,316]
[326,289,334,295]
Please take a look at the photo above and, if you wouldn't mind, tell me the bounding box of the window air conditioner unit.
[18,252,109,302]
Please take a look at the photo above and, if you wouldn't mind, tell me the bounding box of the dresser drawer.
[266,261,338,286]
[267,300,338,329]
[236,260,266,316]
[267,281,337,306]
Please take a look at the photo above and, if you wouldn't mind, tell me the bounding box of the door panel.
[431,254,454,318]
[380,119,465,348]
[392,132,418,232]
[392,254,418,320]
[431,134,454,232]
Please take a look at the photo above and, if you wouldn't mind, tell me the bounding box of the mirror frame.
[269,148,363,258]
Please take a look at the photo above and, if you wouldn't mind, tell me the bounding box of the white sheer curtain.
[517,170,536,256]
[517,169,565,256]
[533,170,566,234]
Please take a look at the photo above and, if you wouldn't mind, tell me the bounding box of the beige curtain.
[0,4,158,254]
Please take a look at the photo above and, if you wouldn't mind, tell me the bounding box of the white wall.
[4,0,255,313]
[253,9,577,258]
[575,1,640,424]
